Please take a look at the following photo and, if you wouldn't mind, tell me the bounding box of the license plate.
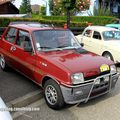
[100,64,109,72]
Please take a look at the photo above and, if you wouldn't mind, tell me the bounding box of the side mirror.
[80,43,84,47]
[24,47,33,52]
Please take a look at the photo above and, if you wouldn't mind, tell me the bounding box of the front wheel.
[44,79,64,110]
[103,52,114,61]
[0,55,9,71]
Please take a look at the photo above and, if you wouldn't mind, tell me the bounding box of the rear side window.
[4,27,17,43]
[93,31,101,40]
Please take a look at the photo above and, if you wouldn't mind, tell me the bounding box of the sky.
[13,0,46,8]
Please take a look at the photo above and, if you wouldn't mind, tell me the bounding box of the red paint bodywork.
[0,24,113,87]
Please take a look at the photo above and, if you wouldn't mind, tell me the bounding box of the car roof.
[86,26,118,32]
[9,23,65,32]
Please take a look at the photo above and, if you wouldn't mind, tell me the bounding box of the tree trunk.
[67,9,70,29]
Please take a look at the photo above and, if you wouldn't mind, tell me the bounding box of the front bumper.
[60,73,119,104]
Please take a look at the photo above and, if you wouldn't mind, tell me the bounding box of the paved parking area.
[0,66,120,120]
[16,68,120,120]
[0,68,40,103]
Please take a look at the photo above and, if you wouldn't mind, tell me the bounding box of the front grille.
[90,81,109,97]
[90,88,108,97]
[85,70,110,81]
[93,82,109,90]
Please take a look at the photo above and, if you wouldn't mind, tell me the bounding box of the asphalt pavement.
[15,68,120,120]
[0,68,41,103]
[0,66,120,120]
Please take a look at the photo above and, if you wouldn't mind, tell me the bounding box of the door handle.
[10,46,16,52]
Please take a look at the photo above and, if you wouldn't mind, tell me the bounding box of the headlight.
[71,73,84,85]
[110,65,117,74]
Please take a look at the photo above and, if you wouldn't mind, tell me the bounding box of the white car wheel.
[103,52,114,61]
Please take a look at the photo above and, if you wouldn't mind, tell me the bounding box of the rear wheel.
[0,55,9,71]
[103,52,114,61]
[44,79,64,110]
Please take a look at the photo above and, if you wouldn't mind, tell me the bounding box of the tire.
[44,79,64,110]
[0,55,9,71]
[103,52,114,61]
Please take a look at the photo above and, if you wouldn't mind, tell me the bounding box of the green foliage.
[39,15,116,25]
[0,16,117,28]
[62,0,76,10]
[19,0,32,14]
[0,18,86,28]
[94,7,111,16]
[40,6,46,15]
[49,0,90,16]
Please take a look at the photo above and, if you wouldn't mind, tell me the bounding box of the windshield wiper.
[57,45,69,48]
[37,46,53,49]
[57,45,80,50]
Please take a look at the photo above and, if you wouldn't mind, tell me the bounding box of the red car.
[0,22,119,109]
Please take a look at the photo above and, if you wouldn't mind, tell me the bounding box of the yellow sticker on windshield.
[100,64,109,72]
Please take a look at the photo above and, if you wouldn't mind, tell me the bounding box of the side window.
[4,27,17,43]
[83,29,92,37]
[93,31,101,40]
[16,30,32,48]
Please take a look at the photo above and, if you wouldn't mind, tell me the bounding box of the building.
[0,0,19,14]
[31,4,40,14]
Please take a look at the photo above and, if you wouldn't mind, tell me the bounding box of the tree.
[40,6,46,15]
[49,0,90,28]
[62,0,90,28]
[19,0,32,14]
[49,0,90,16]
[49,0,63,15]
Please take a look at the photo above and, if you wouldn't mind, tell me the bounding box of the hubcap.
[0,56,5,69]
[45,85,58,105]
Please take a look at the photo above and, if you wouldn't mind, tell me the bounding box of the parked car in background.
[106,24,120,30]
[0,22,119,109]
[76,26,120,63]
[0,97,12,120]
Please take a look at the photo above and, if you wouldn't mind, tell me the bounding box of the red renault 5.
[0,22,119,109]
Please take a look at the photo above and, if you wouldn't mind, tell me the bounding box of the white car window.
[93,31,102,40]
[102,31,120,40]
[83,30,92,37]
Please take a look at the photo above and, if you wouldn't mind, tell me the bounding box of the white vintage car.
[76,26,120,63]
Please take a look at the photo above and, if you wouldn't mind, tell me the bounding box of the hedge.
[0,18,87,27]
[0,16,117,28]
[41,16,117,25]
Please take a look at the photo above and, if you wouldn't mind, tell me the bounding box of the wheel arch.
[102,51,111,56]
[102,51,114,61]
[41,75,60,87]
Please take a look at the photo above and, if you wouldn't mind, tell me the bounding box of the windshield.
[33,30,80,51]
[102,30,120,40]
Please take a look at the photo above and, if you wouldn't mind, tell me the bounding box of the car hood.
[40,48,113,76]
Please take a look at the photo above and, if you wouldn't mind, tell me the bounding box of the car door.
[81,29,93,51]
[0,27,17,66]
[88,31,103,55]
[13,30,37,80]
